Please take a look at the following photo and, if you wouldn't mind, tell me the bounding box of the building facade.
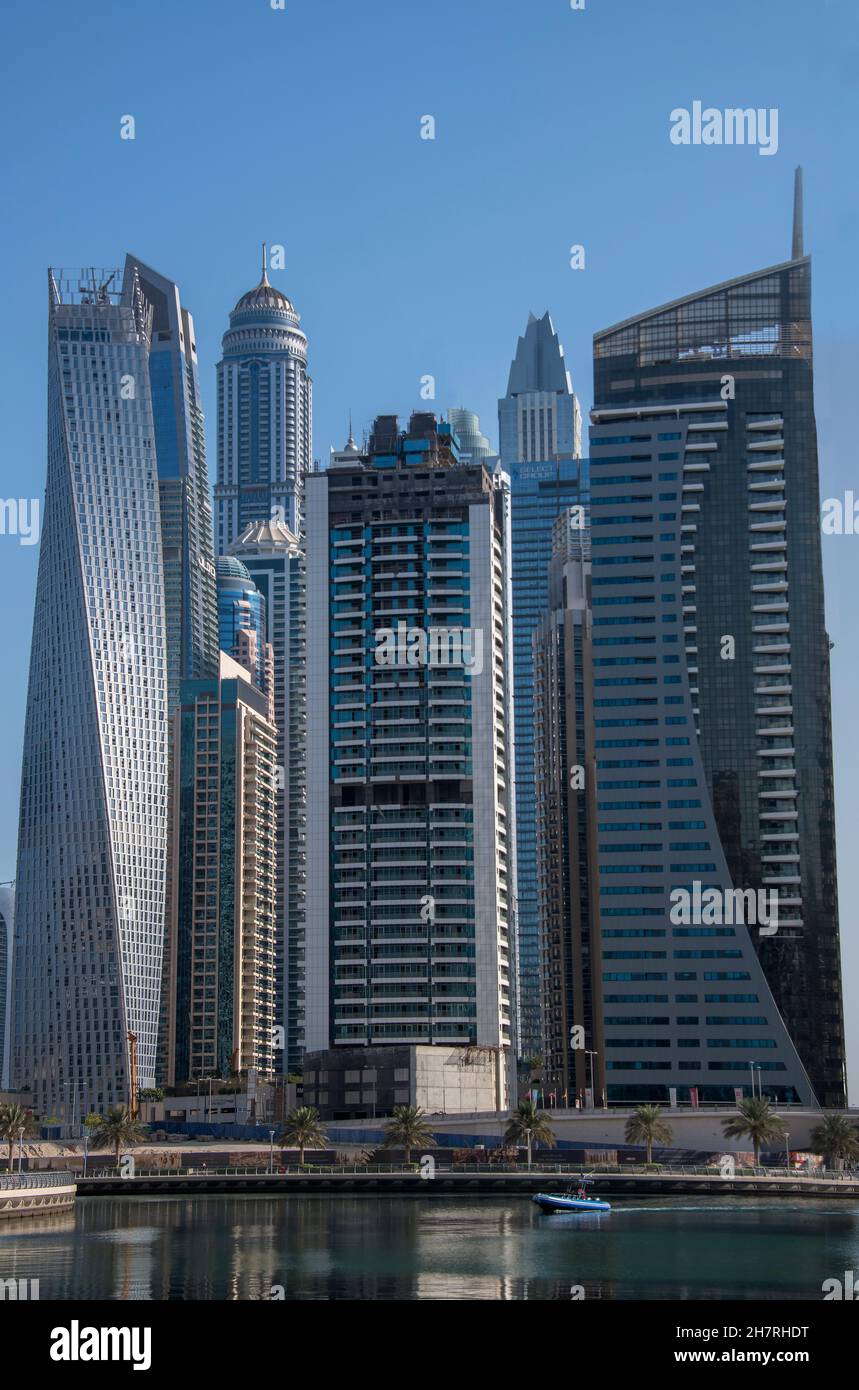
[304,412,516,1113]
[14,267,170,1116]
[590,181,844,1106]
[0,883,13,1091]
[164,654,278,1086]
[229,519,307,1074]
[215,248,312,550]
[124,256,219,713]
[533,514,604,1105]
[448,408,495,466]
[215,554,268,694]
[499,312,586,1060]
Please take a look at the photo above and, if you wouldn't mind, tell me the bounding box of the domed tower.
[215,245,312,550]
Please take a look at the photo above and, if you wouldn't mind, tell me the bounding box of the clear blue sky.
[1,0,857,1094]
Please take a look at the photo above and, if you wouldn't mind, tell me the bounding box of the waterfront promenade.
[0,1170,76,1217]
[73,1163,859,1199]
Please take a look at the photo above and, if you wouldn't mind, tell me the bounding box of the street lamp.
[785,1131,791,1172]
[17,1126,25,1174]
[82,1131,89,1179]
[269,1129,275,1175]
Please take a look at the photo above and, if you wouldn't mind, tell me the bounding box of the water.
[1,1195,857,1300]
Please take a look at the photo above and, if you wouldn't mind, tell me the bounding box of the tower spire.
[792,167,804,260]
[261,241,269,285]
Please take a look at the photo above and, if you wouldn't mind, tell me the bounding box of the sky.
[1,0,857,1094]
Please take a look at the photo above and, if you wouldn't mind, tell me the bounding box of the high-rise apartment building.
[215,249,312,550]
[229,519,307,1073]
[533,514,604,1104]
[499,312,586,1060]
[303,412,516,1114]
[588,177,839,1102]
[14,267,170,1115]
[164,654,278,1086]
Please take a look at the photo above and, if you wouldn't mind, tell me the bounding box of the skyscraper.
[215,554,268,694]
[215,248,312,551]
[499,312,586,1060]
[303,413,516,1114]
[124,255,219,714]
[164,654,278,1086]
[0,883,13,1090]
[533,514,604,1105]
[229,518,307,1074]
[588,175,840,1104]
[448,408,495,466]
[14,267,170,1115]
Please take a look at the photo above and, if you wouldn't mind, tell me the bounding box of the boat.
[533,1180,611,1213]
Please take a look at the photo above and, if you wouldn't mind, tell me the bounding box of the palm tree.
[722,1097,786,1166]
[382,1106,435,1164]
[810,1113,859,1171]
[277,1106,327,1165]
[89,1106,148,1165]
[504,1100,556,1169]
[0,1103,32,1169]
[624,1105,673,1164]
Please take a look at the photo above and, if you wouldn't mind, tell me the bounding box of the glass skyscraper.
[125,255,218,714]
[499,312,586,1060]
[215,554,268,693]
[14,267,170,1115]
[215,248,312,550]
[589,176,843,1105]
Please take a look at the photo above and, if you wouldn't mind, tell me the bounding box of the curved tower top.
[216,246,312,548]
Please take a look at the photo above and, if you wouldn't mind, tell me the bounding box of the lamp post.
[785,1131,790,1172]
[269,1129,275,1175]
[83,1131,89,1179]
[17,1126,25,1174]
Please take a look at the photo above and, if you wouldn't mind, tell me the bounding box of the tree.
[89,1106,148,1164]
[722,1097,786,1166]
[810,1113,859,1171]
[382,1106,435,1164]
[277,1106,327,1165]
[624,1105,673,1164]
[0,1103,33,1168]
[504,1100,556,1169]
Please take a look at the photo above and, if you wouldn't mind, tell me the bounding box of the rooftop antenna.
[792,166,804,260]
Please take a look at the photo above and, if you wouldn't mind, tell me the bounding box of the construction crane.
[127,1032,138,1118]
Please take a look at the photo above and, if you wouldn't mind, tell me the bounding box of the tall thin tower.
[124,256,219,711]
[215,246,312,549]
[13,268,170,1116]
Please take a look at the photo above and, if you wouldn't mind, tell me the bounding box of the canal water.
[1,1195,857,1300]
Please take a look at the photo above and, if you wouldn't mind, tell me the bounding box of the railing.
[76,1162,859,1181]
[0,1170,75,1189]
